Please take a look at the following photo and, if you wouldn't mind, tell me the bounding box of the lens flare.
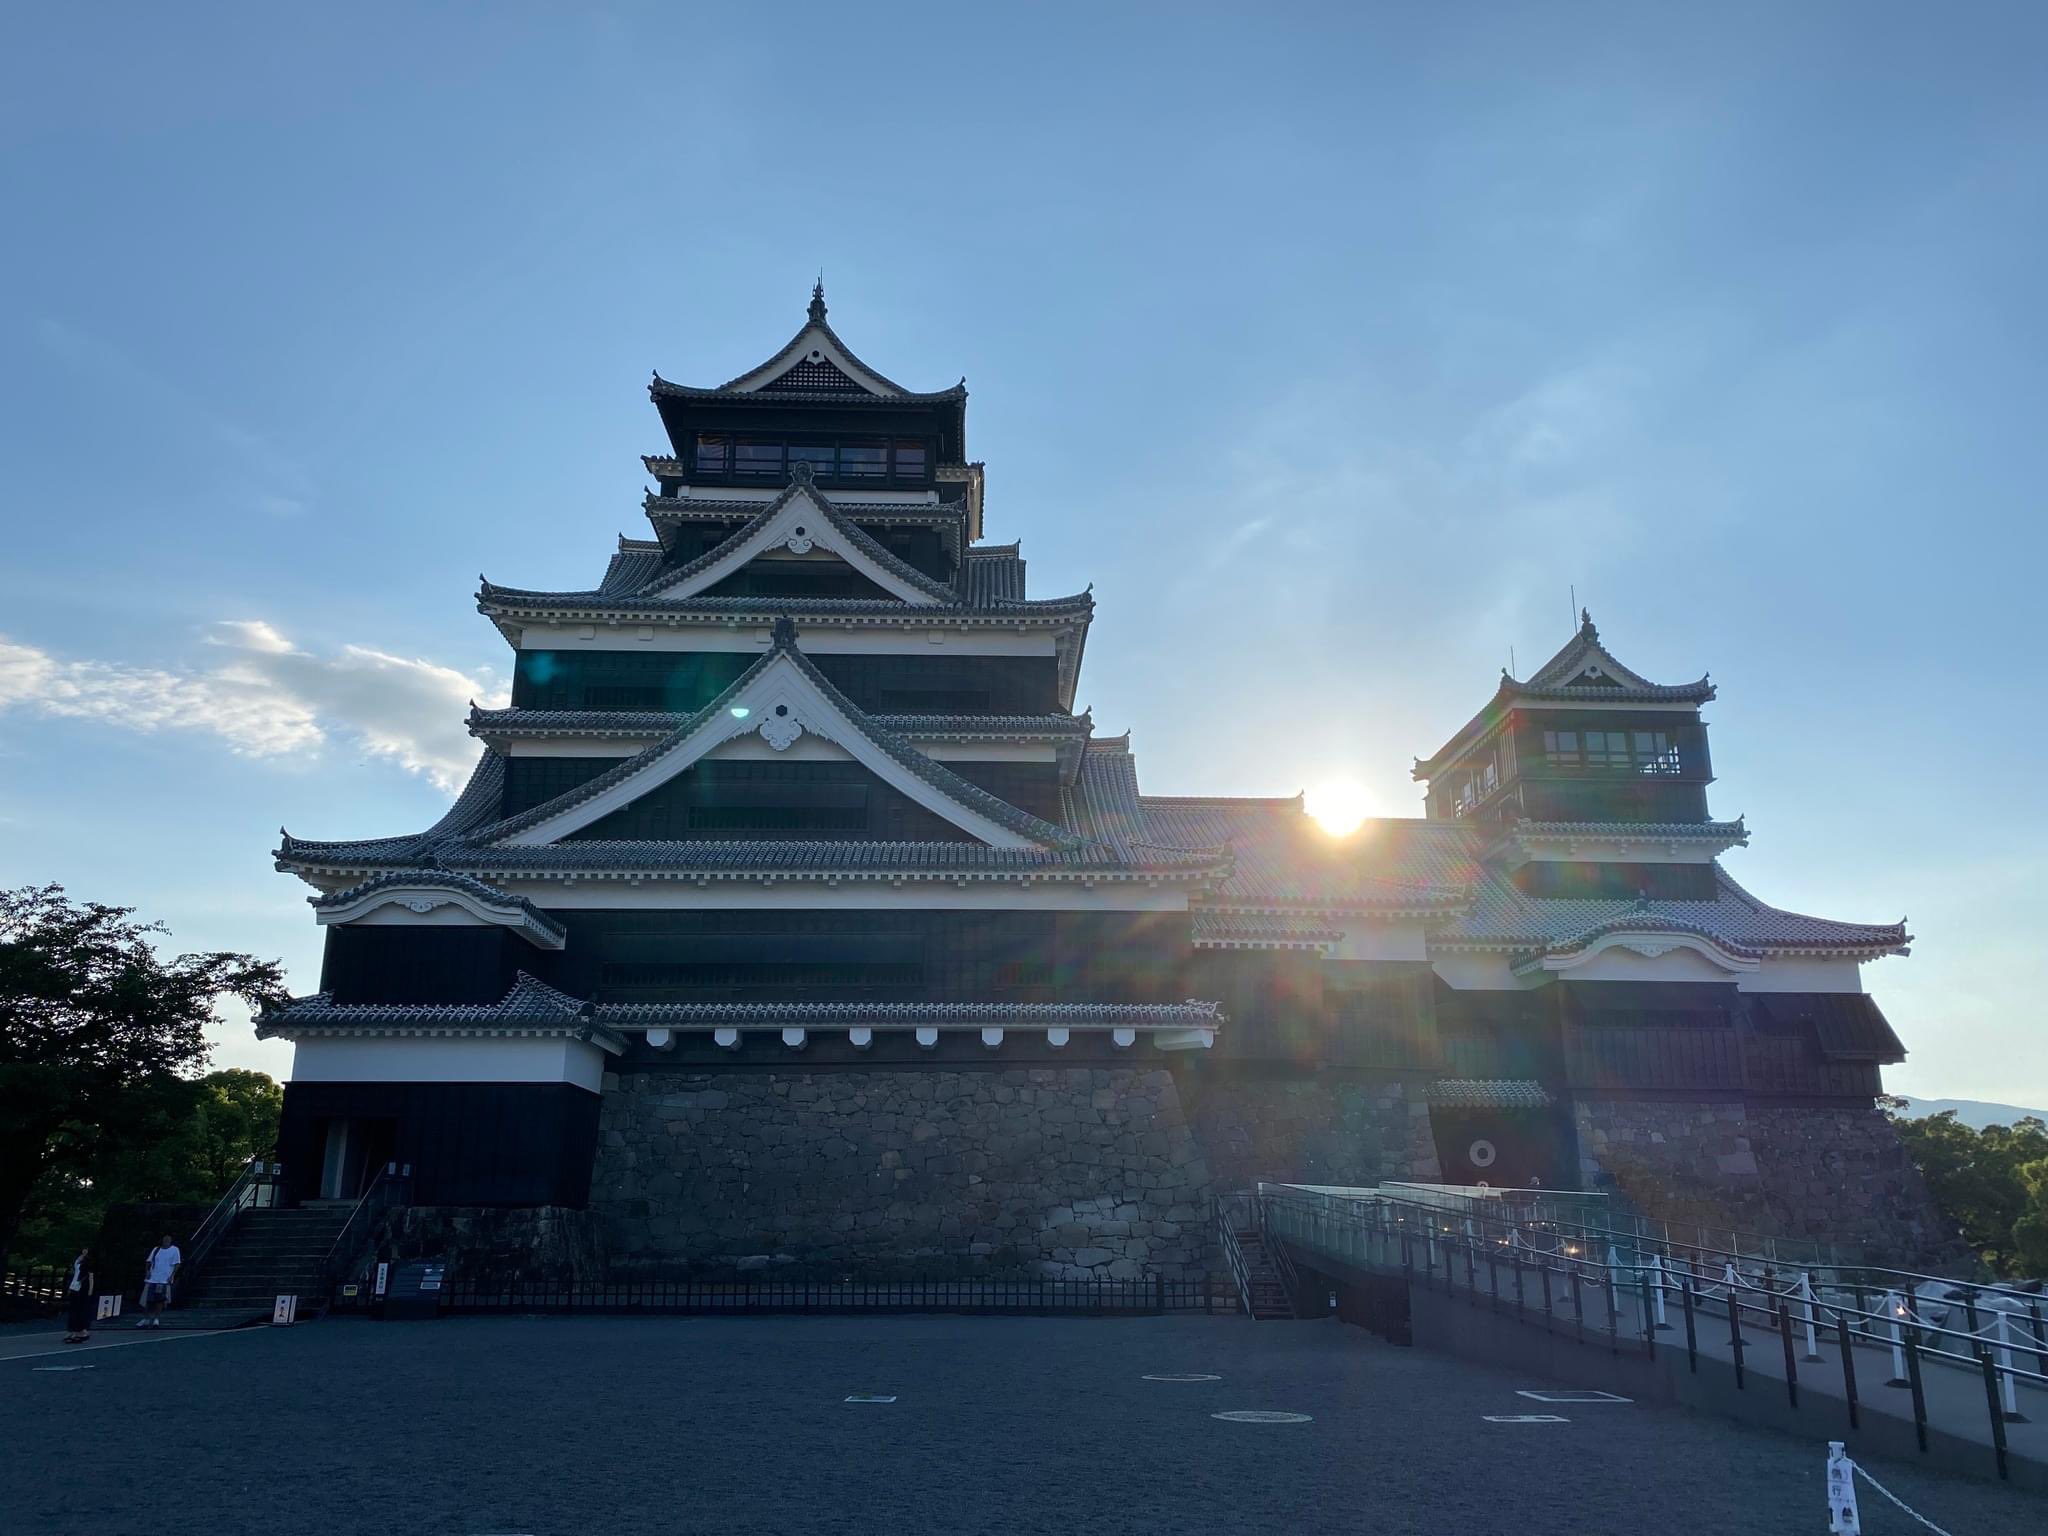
[1306,781,1371,837]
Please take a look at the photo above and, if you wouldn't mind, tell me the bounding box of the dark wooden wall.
[277,1080,601,1207]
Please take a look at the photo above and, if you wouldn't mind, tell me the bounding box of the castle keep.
[258,291,1944,1274]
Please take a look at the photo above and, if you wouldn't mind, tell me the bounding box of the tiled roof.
[282,632,1229,884]
[256,973,624,1050]
[1190,909,1344,948]
[477,587,1093,623]
[278,749,508,866]
[461,629,1076,851]
[1426,1078,1554,1109]
[1449,861,1909,959]
[599,548,664,595]
[1415,614,1715,778]
[624,472,959,605]
[644,493,967,524]
[260,976,1220,1039]
[1142,798,1474,913]
[466,706,1094,742]
[307,869,568,945]
[438,839,1220,878]
[961,545,1026,604]
[599,998,1223,1028]
[1500,819,1748,842]
[649,287,963,402]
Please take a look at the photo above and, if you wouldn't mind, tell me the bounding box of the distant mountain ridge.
[1892,1096,2048,1130]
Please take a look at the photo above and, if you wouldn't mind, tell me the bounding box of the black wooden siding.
[569,759,979,843]
[276,1080,601,1207]
[510,649,1061,716]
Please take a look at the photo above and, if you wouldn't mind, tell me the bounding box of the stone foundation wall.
[372,1206,607,1286]
[591,1067,1211,1279]
[1180,1074,1441,1192]
[1573,1098,1961,1268]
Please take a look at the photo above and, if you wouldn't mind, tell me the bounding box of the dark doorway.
[1428,1106,1574,1188]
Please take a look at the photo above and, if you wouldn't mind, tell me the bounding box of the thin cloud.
[0,624,506,791]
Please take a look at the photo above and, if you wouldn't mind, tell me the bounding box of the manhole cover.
[1143,1373,1222,1382]
[1211,1410,1312,1423]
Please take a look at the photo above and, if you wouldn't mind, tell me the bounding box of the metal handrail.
[1252,1189,1301,1313]
[186,1157,281,1273]
[319,1165,411,1302]
[1215,1200,1255,1319]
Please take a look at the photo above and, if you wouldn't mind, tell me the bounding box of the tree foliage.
[1883,1097,2048,1277]
[0,884,287,1270]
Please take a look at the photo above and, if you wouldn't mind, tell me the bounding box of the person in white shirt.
[139,1235,181,1328]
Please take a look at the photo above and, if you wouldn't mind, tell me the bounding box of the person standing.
[62,1247,95,1344]
[138,1233,181,1328]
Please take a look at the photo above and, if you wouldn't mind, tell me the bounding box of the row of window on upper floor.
[1539,729,1684,776]
[1447,729,1686,815]
[692,434,930,484]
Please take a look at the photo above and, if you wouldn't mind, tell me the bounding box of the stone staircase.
[1232,1227,1298,1320]
[167,1206,355,1327]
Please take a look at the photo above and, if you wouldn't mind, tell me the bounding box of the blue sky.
[2,4,2044,1102]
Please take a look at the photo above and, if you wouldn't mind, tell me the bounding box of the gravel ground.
[2,1313,2040,1535]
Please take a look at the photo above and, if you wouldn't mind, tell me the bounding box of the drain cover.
[1143,1373,1222,1382]
[844,1394,897,1404]
[1485,1414,1570,1423]
[1212,1410,1312,1423]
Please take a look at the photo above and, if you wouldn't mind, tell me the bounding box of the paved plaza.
[3,1313,2043,1535]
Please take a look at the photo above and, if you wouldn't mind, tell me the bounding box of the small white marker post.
[1992,1310,2024,1421]
[1826,1442,1861,1534]
[1881,1290,1909,1386]
[271,1294,298,1327]
[1799,1272,1822,1362]
[1647,1254,1669,1330]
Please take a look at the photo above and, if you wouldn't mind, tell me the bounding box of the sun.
[1306,780,1372,838]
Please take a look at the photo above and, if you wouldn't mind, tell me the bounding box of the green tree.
[1883,1097,2048,1276]
[0,884,285,1272]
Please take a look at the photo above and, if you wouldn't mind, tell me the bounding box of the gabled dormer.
[1414,612,1718,828]
[646,285,979,535]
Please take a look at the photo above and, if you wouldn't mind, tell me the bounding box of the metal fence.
[419,1275,1215,1317]
[1256,1182,2045,1481]
[1,1266,67,1316]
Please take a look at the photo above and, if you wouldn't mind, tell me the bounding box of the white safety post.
[1800,1272,1822,1361]
[1882,1290,1909,1385]
[1992,1309,2023,1420]
[1826,1442,1861,1534]
[1648,1253,1668,1328]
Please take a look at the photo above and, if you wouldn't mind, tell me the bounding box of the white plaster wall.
[1737,958,1867,994]
[1431,953,1543,991]
[1330,922,1430,962]
[290,1035,607,1091]
[351,903,498,928]
[1549,945,1738,984]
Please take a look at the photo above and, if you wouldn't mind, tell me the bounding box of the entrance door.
[1429,1107,1575,1188]
[317,1118,398,1200]
[318,1117,355,1200]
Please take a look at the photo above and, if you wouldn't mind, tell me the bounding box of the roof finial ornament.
[788,457,815,487]
[808,274,827,323]
[771,614,799,650]
[1580,606,1597,638]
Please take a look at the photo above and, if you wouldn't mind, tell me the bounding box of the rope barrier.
[1848,1461,1957,1535]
